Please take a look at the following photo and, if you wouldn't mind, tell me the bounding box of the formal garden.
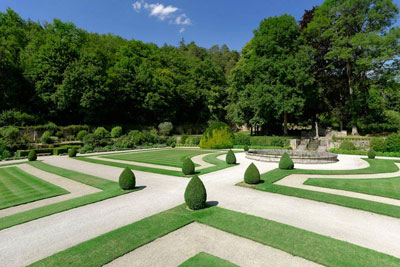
[1,0,400,266]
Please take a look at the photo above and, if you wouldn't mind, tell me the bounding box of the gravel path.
[106,222,320,267]
[0,164,100,218]
[1,152,400,266]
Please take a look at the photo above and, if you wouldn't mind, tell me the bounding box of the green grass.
[305,176,400,200]
[78,150,238,177]
[0,167,68,210]
[239,159,400,219]
[0,162,141,230]
[179,252,238,267]
[30,205,400,267]
[102,149,212,168]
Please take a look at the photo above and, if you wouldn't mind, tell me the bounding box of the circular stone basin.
[246,149,338,164]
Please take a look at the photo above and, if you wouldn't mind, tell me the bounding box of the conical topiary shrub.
[367,148,376,159]
[119,167,136,190]
[226,150,236,164]
[184,175,207,210]
[28,150,37,161]
[244,163,260,184]
[182,158,195,175]
[244,145,249,152]
[68,147,77,158]
[279,153,294,170]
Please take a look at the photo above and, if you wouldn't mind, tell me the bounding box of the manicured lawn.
[305,176,400,200]
[0,167,68,210]
[179,252,238,267]
[101,149,212,168]
[239,159,400,219]
[0,162,141,230]
[30,205,400,267]
[78,150,238,177]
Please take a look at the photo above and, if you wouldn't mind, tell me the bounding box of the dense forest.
[1,0,400,135]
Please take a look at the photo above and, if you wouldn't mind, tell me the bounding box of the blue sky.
[1,0,399,51]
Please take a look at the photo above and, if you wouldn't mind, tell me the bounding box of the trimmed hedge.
[17,145,81,157]
[119,167,136,190]
[28,150,37,161]
[367,148,376,159]
[182,158,195,175]
[339,141,356,150]
[225,150,236,164]
[68,147,77,157]
[233,133,250,145]
[384,133,400,152]
[244,163,260,184]
[250,136,289,147]
[199,122,234,149]
[279,153,294,170]
[184,175,207,210]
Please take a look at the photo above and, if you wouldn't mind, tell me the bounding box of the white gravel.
[106,222,320,267]
[1,152,400,266]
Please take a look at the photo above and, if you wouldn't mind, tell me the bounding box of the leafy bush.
[370,137,385,152]
[279,153,294,170]
[384,133,400,152]
[184,175,207,210]
[94,127,110,138]
[61,125,89,137]
[367,148,376,159]
[40,131,53,144]
[68,147,77,157]
[83,133,109,148]
[339,141,356,150]
[182,158,195,175]
[111,126,123,138]
[0,110,37,126]
[119,167,136,190]
[225,150,236,164]
[77,130,88,141]
[234,132,250,145]
[199,122,234,149]
[28,150,37,161]
[171,142,176,148]
[2,149,11,159]
[158,122,173,135]
[166,137,177,146]
[128,130,144,145]
[55,131,63,138]
[244,163,260,184]
[244,145,249,151]
[1,126,20,143]
[180,134,189,144]
[112,136,135,150]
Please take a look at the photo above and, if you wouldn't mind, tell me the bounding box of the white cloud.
[132,1,192,32]
[132,1,142,12]
[175,14,191,25]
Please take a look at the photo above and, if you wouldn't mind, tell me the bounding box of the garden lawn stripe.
[179,252,238,267]
[30,205,400,267]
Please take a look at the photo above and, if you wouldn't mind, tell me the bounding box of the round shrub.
[244,145,249,152]
[111,126,123,138]
[384,133,400,152]
[40,131,53,144]
[68,147,77,158]
[94,127,110,138]
[226,150,236,164]
[184,175,207,210]
[77,130,88,141]
[244,163,260,184]
[28,150,37,161]
[367,148,376,159]
[171,142,176,148]
[182,158,195,175]
[119,167,136,190]
[370,137,385,152]
[339,141,356,150]
[279,153,294,170]
[199,122,234,149]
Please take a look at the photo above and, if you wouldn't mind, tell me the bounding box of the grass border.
[239,159,400,219]
[0,162,141,231]
[30,205,400,267]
